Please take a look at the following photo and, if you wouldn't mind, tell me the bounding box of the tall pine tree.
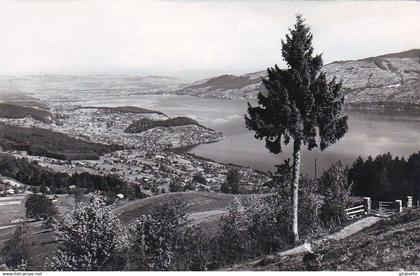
[245,15,348,242]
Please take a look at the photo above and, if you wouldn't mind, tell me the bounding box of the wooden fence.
[345,196,416,219]
[370,201,395,217]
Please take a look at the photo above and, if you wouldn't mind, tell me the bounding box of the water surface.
[80,95,420,175]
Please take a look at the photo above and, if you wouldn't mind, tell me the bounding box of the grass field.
[0,194,27,227]
[114,191,252,225]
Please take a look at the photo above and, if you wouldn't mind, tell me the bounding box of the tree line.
[348,152,420,201]
[0,154,145,199]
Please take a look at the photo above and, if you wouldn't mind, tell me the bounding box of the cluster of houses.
[81,149,270,195]
[50,106,223,151]
[1,103,267,196]
[0,177,23,196]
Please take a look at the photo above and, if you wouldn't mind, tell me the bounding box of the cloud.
[0,0,419,78]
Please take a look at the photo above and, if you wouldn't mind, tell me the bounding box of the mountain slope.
[230,209,420,271]
[176,49,420,109]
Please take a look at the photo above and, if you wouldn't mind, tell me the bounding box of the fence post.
[363,197,371,214]
[407,196,413,209]
[395,200,402,213]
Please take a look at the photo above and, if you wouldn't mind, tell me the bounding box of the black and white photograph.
[0,0,419,273]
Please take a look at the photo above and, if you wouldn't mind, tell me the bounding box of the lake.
[80,94,420,176]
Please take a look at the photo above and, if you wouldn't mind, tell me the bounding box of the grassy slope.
[232,209,420,271]
[114,191,246,225]
[0,191,246,269]
[0,124,122,160]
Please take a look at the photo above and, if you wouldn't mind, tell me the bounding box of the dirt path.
[278,216,382,257]
[326,216,381,241]
[283,216,382,256]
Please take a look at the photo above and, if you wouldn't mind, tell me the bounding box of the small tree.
[25,194,57,221]
[169,181,184,192]
[73,187,85,203]
[1,224,30,270]
[133,184,147,199]
[318,163,352,222]
[192,174,206,185]
[40,184,48,194]
[221,168,240,194]
[245,15,348,242]
[215,196,289,266]
[126,198,188,271]
[48,195,125,271]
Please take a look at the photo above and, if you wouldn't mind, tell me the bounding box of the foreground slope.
[0,191,246,270]
[231,209,420,271]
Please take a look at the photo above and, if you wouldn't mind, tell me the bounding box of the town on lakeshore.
[0,0,420,273]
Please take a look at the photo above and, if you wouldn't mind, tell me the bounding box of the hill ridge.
[175,49,420,110]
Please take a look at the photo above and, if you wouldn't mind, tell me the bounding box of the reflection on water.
[81,95,420,176]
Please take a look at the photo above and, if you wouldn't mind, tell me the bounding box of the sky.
[1,0,420,79]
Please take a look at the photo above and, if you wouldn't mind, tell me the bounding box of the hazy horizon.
[1,0,420,80]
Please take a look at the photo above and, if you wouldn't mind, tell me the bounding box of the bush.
[297,177,324,236]
[214,195,290,266]
[48,195,125,271]
[169,181,184,192]
[274,168,323,238]
[318,163,352,223]
[221,167,240,194]
[126,198,189,271]
[192,174,206,185]
[172,225,212,271]
[25,194,57,221]
[0,225,30,270]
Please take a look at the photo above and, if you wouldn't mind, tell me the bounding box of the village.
[0,104,224,151]
[9,148,269,196]
[0,102,269,196]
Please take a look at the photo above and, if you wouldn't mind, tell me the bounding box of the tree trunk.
[291,140,301,244]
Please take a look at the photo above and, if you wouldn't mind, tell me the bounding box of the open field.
[0,194,27,227]
[114,191,251,225]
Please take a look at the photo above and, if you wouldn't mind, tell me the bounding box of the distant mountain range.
[175,49,420,110]
[0,74,182,102]
[2,49,420,110]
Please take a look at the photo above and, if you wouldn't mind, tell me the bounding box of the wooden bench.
[344,205,366,219]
